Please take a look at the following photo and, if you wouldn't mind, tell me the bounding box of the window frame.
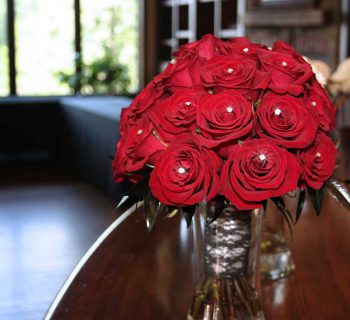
[3,0,141,97]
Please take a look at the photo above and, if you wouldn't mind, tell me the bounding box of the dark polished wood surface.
[49,130,350,320]
[0,166,116,320]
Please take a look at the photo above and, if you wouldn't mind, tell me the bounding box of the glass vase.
[187,202,265,320]
[260,200,295,280]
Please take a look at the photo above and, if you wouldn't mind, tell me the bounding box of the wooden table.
[47,130,350,320]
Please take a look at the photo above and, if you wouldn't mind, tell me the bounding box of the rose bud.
[256,93,318,149]
[221,139,301,210]
[297,132,337,189]
[195,91,253,148]
[149,134,222,206]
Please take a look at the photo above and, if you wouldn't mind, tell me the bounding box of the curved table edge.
[44,201,142,320]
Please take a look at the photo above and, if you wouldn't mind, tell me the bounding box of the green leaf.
[143,190,161,232]
[114,195,138,217]
[271,196,293,235]
[127,176,150,199]
[295,189,306,223]
[208,197,226,224]
[308,186,324,216]
[252,99,262,113]
[182,205,197,228]
[165,206,179,219]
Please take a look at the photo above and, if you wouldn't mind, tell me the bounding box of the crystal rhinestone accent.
[185,101,191,106]
[259,154,266,161]
[226,106,233,113]
[274,108,282,116]
[311,101,317,107]
[227,68,233,74]
[281,61,288,67]
[178,167,186,174]
[136,129,143,135]
[316,152,321,158]
[243,47,249,53]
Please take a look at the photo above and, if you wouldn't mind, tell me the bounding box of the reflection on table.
[48,129,350,320]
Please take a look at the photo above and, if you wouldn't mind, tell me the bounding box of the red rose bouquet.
[113,35,349,225]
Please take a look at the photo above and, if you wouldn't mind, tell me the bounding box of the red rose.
[149,134,222,206]
[129,80,165,116]
[200,56,270,100]
[256,93,318,148]
[218,37,266,60]
[162,57,196,91]
[305,81,336,132]
[258,50,313,96]
[113,35,337,211]
[119,107,133,137]
[173,34,218,60]
[113,116,167,181]
[297,132,337,189]
[113,136,128,183]
[148,89,202,142]
[163,35,218,92]
[196,91,253,148]
[272,40,307,64]
[221,139,301,210]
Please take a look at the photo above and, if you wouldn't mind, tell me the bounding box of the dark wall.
[58,97,132,200]
[0,98,62,163]
[0,97,131,201]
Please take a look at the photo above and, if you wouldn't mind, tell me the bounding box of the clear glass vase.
[187,203,265,320]
[260,200,295,280]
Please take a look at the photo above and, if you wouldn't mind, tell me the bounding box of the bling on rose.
[113,35,337,210]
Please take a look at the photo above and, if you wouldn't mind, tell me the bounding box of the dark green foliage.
[182,205,197,228]
[308,186,324,216]
[56,49,130,95]
[295,188,306,223]
[271,196,293,235]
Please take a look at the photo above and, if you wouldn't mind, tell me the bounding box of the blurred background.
[1,0,349,97]
[0,1,349,319]
[0,0,139,96]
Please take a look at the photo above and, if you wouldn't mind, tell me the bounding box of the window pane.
[81,0,139,93]
[16,0,74,95]
[0,1,9,96]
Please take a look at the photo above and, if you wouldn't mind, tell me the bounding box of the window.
[82,0,139,93]
[0,0,139,96]
[0,1,9,96]
[16,0,74,95]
